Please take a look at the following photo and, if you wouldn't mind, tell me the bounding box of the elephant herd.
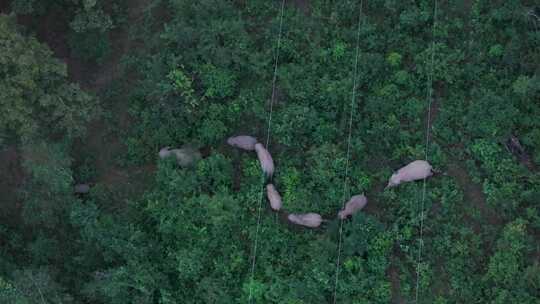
[74,134,434,227]
[72,133,532,227]
[225,135,435,228]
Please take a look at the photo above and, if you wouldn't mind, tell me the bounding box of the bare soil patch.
[387,262,405,304]
[0,146,24,224]
[446,160,502,228]
[10,0,158,201]
[75,0,157,198]
[290,0,311,15]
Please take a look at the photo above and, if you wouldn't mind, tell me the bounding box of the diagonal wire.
[415,0,438,302]
[332,1,364,303]
[28,272,46,304]
[248,0,286,301]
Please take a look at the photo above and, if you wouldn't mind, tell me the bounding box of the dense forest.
[1,0,539,303]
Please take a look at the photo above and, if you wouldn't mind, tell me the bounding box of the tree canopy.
[0,14,99,142]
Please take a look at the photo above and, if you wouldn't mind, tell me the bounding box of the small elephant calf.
[159,146,202,167]
[338,194,367,219]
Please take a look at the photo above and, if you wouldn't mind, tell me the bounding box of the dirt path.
[446,159,501,227]
[83,0,151,92]
[427,89,441,140]
[0,146,24,225]
[425,8,500,229]
[290,0,311,15]
[387,262,405,304]
[5,0,158,198]
[378,80,445,303]
[70,0,157,196]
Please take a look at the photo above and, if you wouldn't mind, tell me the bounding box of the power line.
[415,0,438,302]
[248,0,286,302]
[332,1,364,303]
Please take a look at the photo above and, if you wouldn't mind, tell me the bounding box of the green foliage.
[69,3,113,33]
[197,103,230,144]
[483,220,539,303]
[336,214,393,303]
[67,0,116,63]
[75,158,248,303]
[0,14,99,142]
[73,153,98,183]
[0,276,26,304]
[387,52,402,67]
[20,141,75,228]
[199,63,237,99]
[242,279,266,302]
[10,0,124,63]
[0,268,75,303]
[10,0,36,15]
[68,30,111,63]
